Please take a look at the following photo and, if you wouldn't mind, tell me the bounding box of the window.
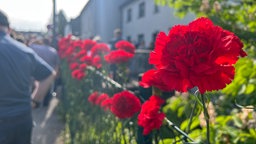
[154,4,159,13]
[126,36,131,42]
[127,8,132,22]
[152,31,159,42]
[138,2,145,18]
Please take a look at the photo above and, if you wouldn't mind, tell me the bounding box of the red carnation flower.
[101,98,112,111]
[58,35,72,58]
[71,69,85,80]
[141,17,246,94]
[65,46,75,57]
[111,91,141,119]
[82,39,96,51]
[69,62,79,70]
[138,95,165,135]
[105,50,134,64]
[139,69,171,91]
[79,63,87,71]
[88,92,100,104]
[75,50,87,59]
[80,55,93,65]
[91,43,111,57]
[92,55,102,69]
[115,40,136,54]
[95,93,110,105]
[72,39,83,49]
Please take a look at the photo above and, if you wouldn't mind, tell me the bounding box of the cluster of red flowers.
[138,95,166,135]
[140,17,246,94]
[88,91,165,135]
[58,36,135,80]
[88,91,110,107]
[88,90,141,119]
[105,40,135,64]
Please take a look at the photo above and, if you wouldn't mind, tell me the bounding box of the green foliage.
[160,94,256,143]
[223,58,256,99]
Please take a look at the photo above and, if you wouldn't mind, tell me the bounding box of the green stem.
[200,94,210,144]
[87,66,147,102]
[186,101,198,133]
[194,92,203,107]
[164,117,195,142]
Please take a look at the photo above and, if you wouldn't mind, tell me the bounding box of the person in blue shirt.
[0,10,56,144]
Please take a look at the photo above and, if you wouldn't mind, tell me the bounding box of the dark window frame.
[126,36,131,42]
[127,8,132,22]
[138,2,145,18]
[154,4,159,13]
[138,34,144,44]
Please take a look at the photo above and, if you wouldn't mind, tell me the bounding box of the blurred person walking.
[29,37,60,107]
[108,28,123,80]
[0,10,56,144]
[109,28,122,50]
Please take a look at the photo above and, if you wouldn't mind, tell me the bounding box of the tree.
[155,0,256,57]
[57,10,68,37]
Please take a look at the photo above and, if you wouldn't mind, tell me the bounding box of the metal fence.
[129,49,153,80]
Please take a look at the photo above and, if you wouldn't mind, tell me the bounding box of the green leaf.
[249,129,256,137]
[232,116,243,128]
[159,138,174,144]
[245,84,255,94]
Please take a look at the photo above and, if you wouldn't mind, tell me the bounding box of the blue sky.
[0,0,88,31]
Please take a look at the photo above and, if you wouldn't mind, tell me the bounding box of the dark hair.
[0,10,9,27]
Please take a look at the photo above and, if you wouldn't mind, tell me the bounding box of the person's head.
[93,35,101,42]
[113,28,121,38]
[42,37,51,45]
[0,10,10,33]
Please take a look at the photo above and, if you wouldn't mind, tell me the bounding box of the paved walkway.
[31,97,64,144]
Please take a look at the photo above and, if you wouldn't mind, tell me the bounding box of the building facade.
[68,0,195,47]
[121,0,195,49]
[80,0,128,42]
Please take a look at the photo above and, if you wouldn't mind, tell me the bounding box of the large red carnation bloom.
[139,69,170,91]
[110,91,141,119]
[138,95,165,135]
[141,17,246,94]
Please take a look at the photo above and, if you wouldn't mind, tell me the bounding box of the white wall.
[122,0,195,48]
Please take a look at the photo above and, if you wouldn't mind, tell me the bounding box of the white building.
[80,0,128,42]
[121,0,195,48]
